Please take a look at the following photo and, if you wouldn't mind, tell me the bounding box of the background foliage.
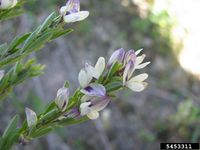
[0,0,199,150]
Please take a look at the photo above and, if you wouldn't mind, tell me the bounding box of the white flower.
[78,57,105,87]
[123,49,150,85]
[0,70,5,81]
[60,0,89,23]
[125,73,148,92]
[85,57,105,79]
[55,87,69,111]
[0,0,17,9]
[25,108,37,127]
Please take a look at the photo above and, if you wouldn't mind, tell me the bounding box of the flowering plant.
[0,0,150,149]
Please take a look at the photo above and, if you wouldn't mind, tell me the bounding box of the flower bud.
[0,0,18,9]
[25,107,37,127]
[107,48,125,67]
[124,50,136,65]
[0,70,5,81]
[55,87,69,111]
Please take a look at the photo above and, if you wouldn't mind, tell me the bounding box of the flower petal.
[81,83,106,97]
[135,61,150,69]
[25,107,37,127]
[63,11,89,23]
[107,48,125,67]
[0,0,17,9]
[129,73,148,82]
[135,48,143,55]
[78,69,92,87]
[81,95,91,102]
[66,107,80,118]
[85,63,100,79]
[55,87,69,111]
[87,110,99,119]
[95,57,105,76]
[0,70,5,81]
[124,50,136,65]
[60,6,68,16]
[91,96,110,111]
[123,60,134,85]
[11,0,17,7]
[126,81,148,92]
[66,0,80,12]
[80,102,91,116]
[135,54,146,66]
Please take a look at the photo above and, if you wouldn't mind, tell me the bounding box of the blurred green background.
[0,0,200,150]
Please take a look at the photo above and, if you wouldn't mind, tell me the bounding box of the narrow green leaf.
[3,115,19,138]
[43,102,56,115]
[38,12,57,33]
[31,127,53,138]
[59,116,88,126]
[25,32,52,53]
[8,33,31,53]
[40,108,58,122]
[50,28,73,40]
[22,27,41,52]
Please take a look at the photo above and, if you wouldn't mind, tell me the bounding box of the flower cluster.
[78,48,150,119]
[25,48,150,127]
[0,0,17,9]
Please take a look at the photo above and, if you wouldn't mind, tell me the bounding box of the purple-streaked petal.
[55,87,69,111]
[80,83,106,97]
[107,48,125,67]
[90,96,111,112]
[124,50,136,65]
[65,107,80,118]
[123,60,135,85]
[66,0,80,12]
